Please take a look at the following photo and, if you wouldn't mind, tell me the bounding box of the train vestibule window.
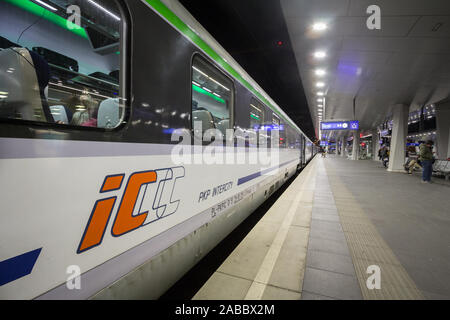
[0,0,125,129]
[192,56,233,138]
[250,99,264,129]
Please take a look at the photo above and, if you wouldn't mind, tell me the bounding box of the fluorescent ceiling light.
[250,103,262,113]
[314,51,326,59]
[193,66,230,91]
[49,82,112,100]
[33,0,57,11]
[315,69,326,76]
[209,77,230,91]
[317,92,324,96]
[193,66,208,78]
[317,98,323,102]
[88,0,121,21]
[202,87,212,93]
[312,22,328,31]
[316,82,325,88]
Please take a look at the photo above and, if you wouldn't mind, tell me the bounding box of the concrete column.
[388,104,409,172]
[351,130,360,160]
[435,102,450,159]
[341,137,346,157]
[371,129,379,160]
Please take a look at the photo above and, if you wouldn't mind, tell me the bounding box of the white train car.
[0,0,316,299]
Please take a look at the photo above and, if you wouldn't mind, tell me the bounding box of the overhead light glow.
[316,82,325,88]
[250,104,262,113]
[193,66,230,91]
[88,0,121,21]
[314,51,326,59]
[315,69,326,77]
[33,0,57,11]
[49,82,113,100]
[312,22,328,31]
[317,92,324,96]
[209,77,230,91]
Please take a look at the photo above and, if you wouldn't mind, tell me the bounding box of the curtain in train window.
[0,0,124,129]
[192,56,233,137]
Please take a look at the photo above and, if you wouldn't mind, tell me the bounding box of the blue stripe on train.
[0,248,42,286]
[237,159,298,186]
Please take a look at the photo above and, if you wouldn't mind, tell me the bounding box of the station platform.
[192,156,450,300]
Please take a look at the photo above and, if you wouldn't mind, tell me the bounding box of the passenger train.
[0,0,316,299]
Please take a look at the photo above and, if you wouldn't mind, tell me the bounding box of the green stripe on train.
[5,0,88,39]
[144,0,303,134]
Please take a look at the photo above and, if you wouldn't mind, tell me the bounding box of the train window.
[192,56,233,137]
[249,98,264,129]
[272,114,280,126]
[0,0,125,129]
[272,114,284,147]
[279,121,286,148]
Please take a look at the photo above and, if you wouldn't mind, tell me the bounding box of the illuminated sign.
[320,121,359,131]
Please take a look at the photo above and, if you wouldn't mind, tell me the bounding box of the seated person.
[66,94,98,127]
[405,146,421,174]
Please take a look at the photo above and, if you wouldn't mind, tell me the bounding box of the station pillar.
[341,137,346,157]
[371,129,379,160]
[388,104,409,172]
[435,102,450,159]
[351,130,360,160]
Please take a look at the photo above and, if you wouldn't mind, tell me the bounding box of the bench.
[433,160,450,180]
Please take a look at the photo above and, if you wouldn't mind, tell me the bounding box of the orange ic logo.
[77,167,185,254]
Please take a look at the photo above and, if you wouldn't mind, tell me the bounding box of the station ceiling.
[179,0,316,140]
[180,0,450,141]
[281,0,450,138]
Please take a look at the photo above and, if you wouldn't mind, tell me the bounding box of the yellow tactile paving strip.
[324,161,424,300]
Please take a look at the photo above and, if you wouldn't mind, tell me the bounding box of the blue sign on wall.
[320,121,359,131]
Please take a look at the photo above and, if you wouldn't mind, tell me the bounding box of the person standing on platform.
[319,146,325,158]
[380,145,389,168]
[419,140,434,183]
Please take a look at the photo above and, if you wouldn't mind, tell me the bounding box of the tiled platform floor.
[193,156,450,300]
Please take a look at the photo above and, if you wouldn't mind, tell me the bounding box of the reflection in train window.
[272,114,280,127]
[249,98,264,129]
[272,114,284,147]
[0,0,125,129]
[191,56,233,137]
